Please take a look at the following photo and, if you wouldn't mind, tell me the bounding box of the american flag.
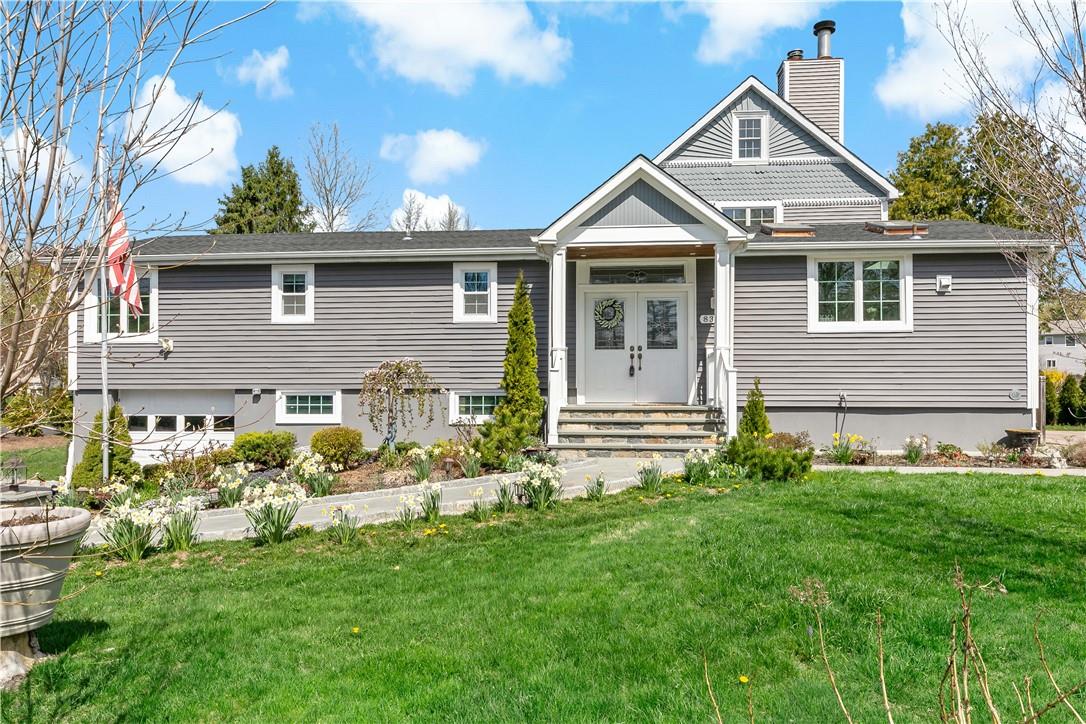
[105,200,142,315]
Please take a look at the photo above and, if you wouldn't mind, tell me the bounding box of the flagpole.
[99,170,110,488]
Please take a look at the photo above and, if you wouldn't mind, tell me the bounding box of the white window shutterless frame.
[271,264,314,324]
[806,255,913,333]
[452,262,498,323]
[83,268,159,344]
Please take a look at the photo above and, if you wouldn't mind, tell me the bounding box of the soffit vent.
[864,221,929,236]
[760,222,816,238]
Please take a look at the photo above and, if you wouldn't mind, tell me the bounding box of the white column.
[714,242,739,437]
[546,248,567,443]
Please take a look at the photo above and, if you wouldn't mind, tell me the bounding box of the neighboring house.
[1040,320,1086,375]
[69,20,1044,465]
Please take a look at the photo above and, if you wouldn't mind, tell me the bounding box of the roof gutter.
[134,246,543,265]
[740,238,1050,255]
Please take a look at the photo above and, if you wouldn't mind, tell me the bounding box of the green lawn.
[0,439,67,481]
[4,471,1085,721]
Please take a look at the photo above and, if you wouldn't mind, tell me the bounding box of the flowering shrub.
[242,480,307,544]
[288,449,337,497]
[397,494,419,529]
[161,495,206,551]
[519,460,562,510]
[407,446,433,483]
[211,462,255,507]
[636,455,665,495]
[324,503,360,545]
[683,449,716,486]
[494,481,516,513]
[584,473,607,502]
[468,487,491,521]
[903,434,928,464]
[460,447,482,478]
[101,499,168,563]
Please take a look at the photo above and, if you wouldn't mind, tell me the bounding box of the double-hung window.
[732,113,768,162]
[807,256,912,332]
[275,390,342,424]
[453,262,498,323]
[271,265,315,324]
[84,269,158,343]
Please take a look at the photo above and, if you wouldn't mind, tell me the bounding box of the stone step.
[560,404,717,421]
[550,441,716,460]
[558,429,719,446]
[558,416,721,432]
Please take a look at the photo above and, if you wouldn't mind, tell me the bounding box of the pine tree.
[1059,375,1085,425]
[476,271,544,465]
[737,377,772,439]
[1043,371,1062,425]
[211,146,313,234]
[71,403,139,487]
[889,123,977,222]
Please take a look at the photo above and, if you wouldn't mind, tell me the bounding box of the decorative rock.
[0,632,46,690]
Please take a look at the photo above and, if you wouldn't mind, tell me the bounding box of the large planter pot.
[1,506,91,638]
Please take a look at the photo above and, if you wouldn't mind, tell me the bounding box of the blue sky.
[129,1,1012,233]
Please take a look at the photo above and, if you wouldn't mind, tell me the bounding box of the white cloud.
[1,129,89,193]
[128,75,241,186]
[875,1,1042,120]
[379,129,485,185]
[342,1,572,94]
[389,188,467,230]
[234,46,293,100]
[680,1,831,65]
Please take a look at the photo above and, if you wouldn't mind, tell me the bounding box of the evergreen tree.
[1043,371,1062,425]
[1058,375,1085,425]
[476,271,544,465]
[211,146,313,234]
[889,123,977,222]
[71,403,139,488]
[737,377,772,439]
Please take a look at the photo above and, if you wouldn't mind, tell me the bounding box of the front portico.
[533,155,748,445]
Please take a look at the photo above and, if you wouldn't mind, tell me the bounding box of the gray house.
[69,21,1043,465]
[1040,320,1086,375]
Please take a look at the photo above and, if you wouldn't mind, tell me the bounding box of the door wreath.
[594,298,623,329]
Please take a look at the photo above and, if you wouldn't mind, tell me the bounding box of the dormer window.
[732,112,768,162]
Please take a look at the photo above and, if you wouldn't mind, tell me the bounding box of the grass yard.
[0,436,68,481]
[4,471,1085,721]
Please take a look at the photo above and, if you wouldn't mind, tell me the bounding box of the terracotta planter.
[1,506,91,638]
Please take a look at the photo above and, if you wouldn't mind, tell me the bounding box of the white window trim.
[275,390,342,425]
[83,267,159,344]
[718,201,783,225]
[806,254,914,333]
[449,390,505,425]
[1044,335,1054,345]
[731,111,769,163]
[452,262,498,324]
[271,264,315,324]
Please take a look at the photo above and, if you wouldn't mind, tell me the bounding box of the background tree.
[1059,373,1085,425]
[1042,369,1064,425]
[390,191,429,235]
[0,2,262,402]
[211,146,312,234]
[304,123,381,232]
[437,200,473,232]
[476,272,544,465]
[889,123,976,222]
[941,1,1085,332]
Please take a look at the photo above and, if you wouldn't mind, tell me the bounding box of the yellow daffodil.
[739,675,750,684]
[95,570,103,578]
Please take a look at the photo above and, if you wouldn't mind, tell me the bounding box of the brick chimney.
[776,20,844,143]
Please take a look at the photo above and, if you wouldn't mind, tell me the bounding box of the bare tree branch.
[304,122,381,232]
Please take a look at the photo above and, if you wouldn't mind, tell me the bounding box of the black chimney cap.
[813,19,836,35]
[787,49,804,60]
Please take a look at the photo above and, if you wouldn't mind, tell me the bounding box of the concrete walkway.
[81,457,1086,546]
[83,457,684,546]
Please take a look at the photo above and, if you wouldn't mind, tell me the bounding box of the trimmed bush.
[232,431,296,469]
[476,271,545,466]
[1,389,72,436]
[71,404,140,488]
[737,377,772,439]
[720,434,812,482]
[310,426,363,469]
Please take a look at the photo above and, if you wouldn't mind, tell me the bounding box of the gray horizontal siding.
[75,261,549,390]
[783,59,843,141]
[783,204,883,224]
[734,253,1029,408]
[581,180,698,227]
[669,89,834,161]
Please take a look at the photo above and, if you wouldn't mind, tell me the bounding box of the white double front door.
[584,291,688,403]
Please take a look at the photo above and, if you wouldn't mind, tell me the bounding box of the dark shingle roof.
[748,220,1044,243]
[134,228,542,258]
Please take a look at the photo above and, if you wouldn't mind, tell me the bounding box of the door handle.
[628,347,636,377]
[637,345,643,371]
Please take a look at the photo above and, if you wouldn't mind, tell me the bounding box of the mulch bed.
[331,461,469,495]
[815,453,1057,469]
